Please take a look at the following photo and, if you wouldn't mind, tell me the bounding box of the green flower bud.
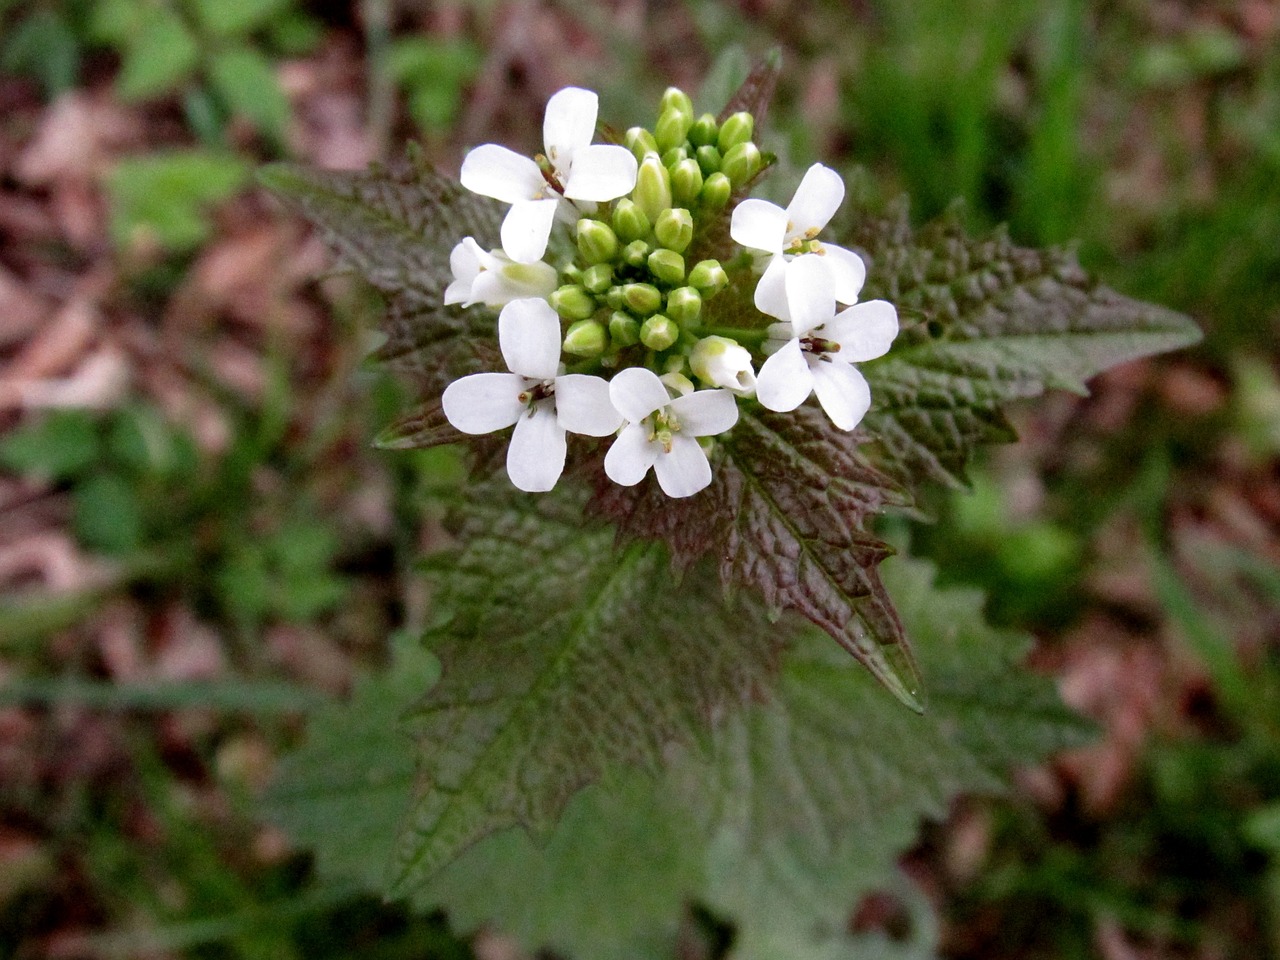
[663,354,688,375]
[695,144,722,176]
[687,113,719,148]
[548,284,597,321]
[611,199,650,243]
[699,171,732,211]
[665,285,702,324]
[640,314,679,351]
[654,207,693,253]
[659,86,694,118]
[624,126,658,161]
[605,285,626,310]
[717,111,754,152]
[581,262,613,294]
[655,107,694,154]
[688,259,728,297]
[660,146,688,169]
[563,319,608,358]
[670,158,704,208]
[622,239,651,269]
[576,218,618,265]
[608,311,640,347]
[721,142,762,188]
[647,248,685,286]
[634,155,672,223]
[560,263,582,284]
[623,282,663,316]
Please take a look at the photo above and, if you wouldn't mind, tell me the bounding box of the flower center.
[784,237,825,257]
[800,335,840,359]
[534,154,566,198]
[646,408,681,453]
[517,379,556,413]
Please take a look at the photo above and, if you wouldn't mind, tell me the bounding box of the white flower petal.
[653,435,712,498]
[444,238,482,305]
[755,338,814,413]
[444,277,472,306]
[562,144,638,201]
[460,144,545,204]
[731,198,789,254]
[785,253,836,336]
[554,374,623,436]
[441,372,526,434]
[604,423,659,486]
[500,198,560,264]
[669,389,739,437]
[609,367,671,423]
[822,243,868,305]
[506,402,567,492]
[470,258,558,307]
[786,163,845,236]
[543,87,598,168]
[753,254,790,320]
[498,298,561,380]
[824,299,899,363]
[810,359,872,431]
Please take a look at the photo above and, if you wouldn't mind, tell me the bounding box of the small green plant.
[257,55,1199,955]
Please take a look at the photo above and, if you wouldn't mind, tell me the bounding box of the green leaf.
[108,150,250,253]
[208,45,290,142]
[848,202,1203,487]
[115,9,198,102]
[592,406,923,711]
[391,484,791,892]
[0,409,100,480]
[266,557,1089,955]
[258,158,504,395]
[0,9,80,97]
[73,473,144,554]
[190,0,292,38]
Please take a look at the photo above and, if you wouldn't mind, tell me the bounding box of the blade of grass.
[0,677,328,713]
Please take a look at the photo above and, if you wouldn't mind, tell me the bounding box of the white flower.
[445,237,558,308]
[689,335,757,395]
[754,255,898,431]
[730,162,868,321]
[441,298,622,492]
[604,367,739,498]
[460,87,638,265]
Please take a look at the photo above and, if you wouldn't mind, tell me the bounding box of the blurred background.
[1,1,1278,957]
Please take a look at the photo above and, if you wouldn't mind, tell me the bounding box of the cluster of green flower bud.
[545,87,755,362]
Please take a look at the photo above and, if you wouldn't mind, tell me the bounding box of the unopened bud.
[691,335,757,393]
[655,107,694,154]
[611,199,650,243]
[634,155,672,223]
[699,172,732,211]
[670,158,704,208]
[660,147,688,169]
[576,218,618,265]
[581,262,613,294]
[624,126,658,161]
[640,314,679,351]
[695,145,722,176]
[659,86,694,118]
[688,113,719,148]
[654,207,693,253]
[563,319,608,357]
[717,111,754,152]
[660,371,695,395]
[647,249,685,286]
[622,239,651,269]
[605,286,626,310]
[665,285,702,324]
[623,282,663,315]
[549,284,597,321]
[688,259,728,297]
[608,311,640,347]
[721,142,762,188]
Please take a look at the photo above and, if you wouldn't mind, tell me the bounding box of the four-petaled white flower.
[445,237,558,308]
[442,298,622,492]
[604,368,739,498]
[460,87,638,265]
[730,162,868,322]
[754,255,898,431]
